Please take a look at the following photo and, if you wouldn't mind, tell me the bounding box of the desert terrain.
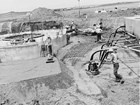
[0,1,140,105]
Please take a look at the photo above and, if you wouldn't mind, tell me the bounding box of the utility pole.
[77,0,81,43]
[78,0,81,18]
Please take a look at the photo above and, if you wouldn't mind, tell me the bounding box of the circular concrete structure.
[0,29,67,63]
[0,42,40,63]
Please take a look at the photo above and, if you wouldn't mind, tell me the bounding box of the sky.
[0,0,138,13]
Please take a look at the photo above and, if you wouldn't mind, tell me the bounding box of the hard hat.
[108,46,118,52]
[108,48,113,52]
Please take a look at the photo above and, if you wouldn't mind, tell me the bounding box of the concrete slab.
[0,57,61,84]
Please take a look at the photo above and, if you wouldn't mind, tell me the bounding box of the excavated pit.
[0,35,139,105]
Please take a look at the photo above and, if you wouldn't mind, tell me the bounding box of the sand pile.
[25,7,62,22]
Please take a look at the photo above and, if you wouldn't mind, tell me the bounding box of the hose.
[90,49,105,61]
[90,49,110,69]
[98,51,110,69]
[119,58,140,78]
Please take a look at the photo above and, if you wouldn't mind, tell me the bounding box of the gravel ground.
[0,35,101,105]
[0,34,139,105]
[59,35,140,105]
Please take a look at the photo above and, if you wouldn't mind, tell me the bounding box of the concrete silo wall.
[0,43,40,62]
[0,29,67,62]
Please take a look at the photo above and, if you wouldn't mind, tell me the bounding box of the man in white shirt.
[95,26,102,42]
[109,47,124,83]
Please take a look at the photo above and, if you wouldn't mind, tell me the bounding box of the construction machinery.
[85,16,140,76]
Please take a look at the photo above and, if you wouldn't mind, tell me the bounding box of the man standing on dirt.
[66,26,71,45]
[92,24,96,30]
[95,26,102,42]
[45,36,53,60]
[41,36,46,57]
[109,47,124,83]
[70,21,75,30]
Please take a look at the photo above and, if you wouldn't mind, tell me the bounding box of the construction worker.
[40,36,46,57]
[109,47,124,83]
[45,36,53,60]
[99,19,103,29]
[65,26,71,45]
[90,24,96,36]
[70,21,75,30]
[95,26,102,42]
[93,24,96,30]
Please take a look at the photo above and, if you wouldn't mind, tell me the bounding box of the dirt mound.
[26,7,62,21]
